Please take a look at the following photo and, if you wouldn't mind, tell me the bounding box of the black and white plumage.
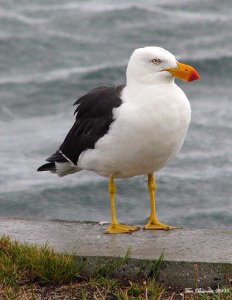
[38,46,199,234]
[38,85,124,176]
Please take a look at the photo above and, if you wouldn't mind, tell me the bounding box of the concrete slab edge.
[76,255,232,289]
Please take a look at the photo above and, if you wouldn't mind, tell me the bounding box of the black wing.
[46,85,124,165]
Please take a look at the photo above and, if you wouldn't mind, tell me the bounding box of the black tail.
[37,151,69,172]
[37,162,55,172]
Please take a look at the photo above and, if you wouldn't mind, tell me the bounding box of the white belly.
[78,84,191,178]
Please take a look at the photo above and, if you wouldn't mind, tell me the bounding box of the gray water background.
[1,0,232,228]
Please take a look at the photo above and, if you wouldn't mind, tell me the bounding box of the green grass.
[92,247,132,278]
[0,236,166,299]
[0,235,231,300]
[0,235,84,286]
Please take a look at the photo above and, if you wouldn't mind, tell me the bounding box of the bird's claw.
[105,223,140,234]
[144,220,178,230]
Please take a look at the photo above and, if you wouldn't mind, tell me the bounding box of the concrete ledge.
[0,218,231,288]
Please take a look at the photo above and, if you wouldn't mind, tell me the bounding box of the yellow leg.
[106,175,140,234]
[144,174,177,230]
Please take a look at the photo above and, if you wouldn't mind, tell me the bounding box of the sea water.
[0,0,232,228]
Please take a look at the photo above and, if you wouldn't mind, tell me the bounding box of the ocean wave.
[18,0,230,18]
[18,0,230,25]
[0,9,49,25]
[0,62,126,85]
[1,53,231,86]
[0,171,102,194]
[19,1,162,14]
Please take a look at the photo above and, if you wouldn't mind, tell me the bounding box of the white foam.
[0,115,103,194]
[0,9,48,25]
[0,62,126,85]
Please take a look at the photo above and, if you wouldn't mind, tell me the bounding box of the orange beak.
[165,62,200,82]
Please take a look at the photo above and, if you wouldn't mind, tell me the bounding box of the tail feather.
[37,151,79,176]
[37,162,55,172]
[47,151,68,163]
[37,150,68,172]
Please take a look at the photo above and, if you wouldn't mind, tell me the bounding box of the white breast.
[78,83,191,178]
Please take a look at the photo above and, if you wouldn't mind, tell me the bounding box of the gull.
[38,47,200,233]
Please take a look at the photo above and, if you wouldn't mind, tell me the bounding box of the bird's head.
[126,46,200,85]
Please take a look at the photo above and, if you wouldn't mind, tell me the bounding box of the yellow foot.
[144,220,178,230]
[106,223,140,234]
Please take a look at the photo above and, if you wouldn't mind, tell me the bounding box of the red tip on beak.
[188,69,200,82]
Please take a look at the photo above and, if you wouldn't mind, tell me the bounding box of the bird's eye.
[151,58,161,65]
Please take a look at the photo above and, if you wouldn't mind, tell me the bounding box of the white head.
[126,46,199,86]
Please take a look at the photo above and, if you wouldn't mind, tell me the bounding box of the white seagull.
[38,46,200,234]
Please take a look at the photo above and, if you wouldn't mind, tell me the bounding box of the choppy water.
[1,0,232,228]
